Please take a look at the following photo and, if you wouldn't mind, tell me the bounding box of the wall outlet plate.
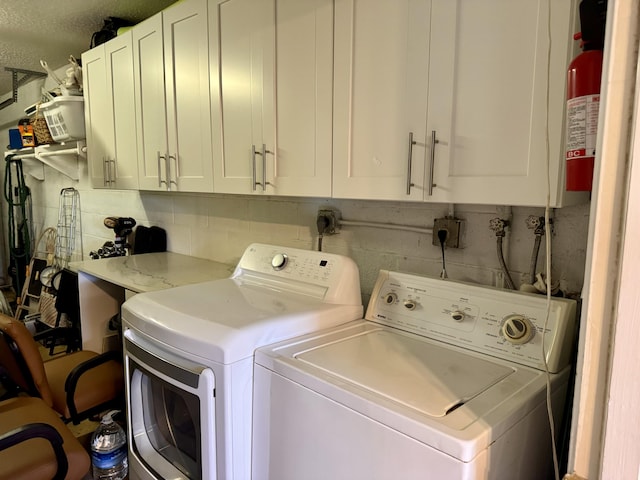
[317,209,338,234]
[432,217,462,248]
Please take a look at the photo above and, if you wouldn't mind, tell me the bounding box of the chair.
[39,268,82,356]
[0,313,124,425]
[0,396,90,480]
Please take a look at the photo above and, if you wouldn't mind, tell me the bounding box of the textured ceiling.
[0,0,178,97]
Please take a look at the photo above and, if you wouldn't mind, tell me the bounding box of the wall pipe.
[339,219,433,235]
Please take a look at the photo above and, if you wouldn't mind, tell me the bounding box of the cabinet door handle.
[168,154,178,189]
[164,151,171,191]
[157,152,167,188]
[428,130,439,196]
[261,144,269,192]
[406,132,417,195]
[251,145,257,192]
[252,145,259,191]
[108,159,116,186]
[103,158,108,187]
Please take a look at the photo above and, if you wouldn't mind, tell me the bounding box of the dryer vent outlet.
[432,218,462,248]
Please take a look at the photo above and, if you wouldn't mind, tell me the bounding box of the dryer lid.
[295,329,514,417]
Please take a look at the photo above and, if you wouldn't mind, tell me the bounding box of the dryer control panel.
[232,243,362,305]
[366,270,577,373]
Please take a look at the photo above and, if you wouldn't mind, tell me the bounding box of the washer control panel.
[366,270,577,373]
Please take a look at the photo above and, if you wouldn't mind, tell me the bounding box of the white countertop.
[70,252,235,293]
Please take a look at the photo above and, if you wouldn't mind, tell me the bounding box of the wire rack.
[55,188,83,268]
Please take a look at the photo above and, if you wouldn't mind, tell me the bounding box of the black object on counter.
[132,226,167,255]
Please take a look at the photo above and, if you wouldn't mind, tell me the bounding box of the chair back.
[53,269,79,321]
[0,314,54,407]
[51,269,82,353]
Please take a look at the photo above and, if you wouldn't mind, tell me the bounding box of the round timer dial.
[501,315,535,344]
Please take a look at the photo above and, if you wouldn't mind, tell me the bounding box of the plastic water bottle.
[90,410,128,480]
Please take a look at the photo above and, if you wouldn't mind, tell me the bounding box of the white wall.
[0,69,590,300]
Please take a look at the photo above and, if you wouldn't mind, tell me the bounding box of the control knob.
[271,253,288,270]
[450,310,465,322]
[383,292,398,305]
[501,315,535,344]
[403,299,418,311]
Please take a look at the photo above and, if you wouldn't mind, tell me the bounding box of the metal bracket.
[0,67,47,111]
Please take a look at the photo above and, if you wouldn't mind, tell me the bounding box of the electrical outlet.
[317,209,338,235]
[432,217,462,248]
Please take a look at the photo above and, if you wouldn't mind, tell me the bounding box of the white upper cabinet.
[427,0,580,207]
[211,0,333,196]
[133,0,214,192]
[333,0,430,202]
[132,15,167,190]
[83,32,138,190]
[333,0,582,207]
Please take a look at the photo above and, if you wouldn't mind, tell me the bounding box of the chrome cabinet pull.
[168,154,178,188]
[406,132,417,195]
[253,145,271,191]
[157,151,167,187]
[428,130,439,196]
[103,158,108,187]
[261,144,268,192]
[164,151,171,191]
[252,145,259,191]
[104,158,115,186]
[109,159,116,186]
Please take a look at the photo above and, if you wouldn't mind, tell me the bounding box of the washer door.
[124,330,216,480]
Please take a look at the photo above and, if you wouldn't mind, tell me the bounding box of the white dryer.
[121,244,363,480]
[252,270,577,480]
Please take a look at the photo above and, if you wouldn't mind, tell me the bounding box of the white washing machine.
[252,270,577,480]
[121,243,363,480]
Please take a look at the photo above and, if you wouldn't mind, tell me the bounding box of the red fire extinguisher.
[565,0,607,192]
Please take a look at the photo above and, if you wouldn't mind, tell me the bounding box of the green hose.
[4,155,32,295]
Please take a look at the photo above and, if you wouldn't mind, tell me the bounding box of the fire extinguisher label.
[566,94,599,160]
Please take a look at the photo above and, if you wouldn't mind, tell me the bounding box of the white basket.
[40,96,85,142]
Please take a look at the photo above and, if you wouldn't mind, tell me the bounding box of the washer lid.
[295,329,514,417]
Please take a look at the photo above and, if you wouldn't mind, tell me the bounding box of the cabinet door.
[84,36,138,190]
[83,46,110,188]
[332,0,431,201]
[427,0,577,207]
[105,32,138,189]
[164,0,214,192]
[269,0,333,197]
[211,0,272,194]
[212,0,332,196]
[133,14,169,191]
